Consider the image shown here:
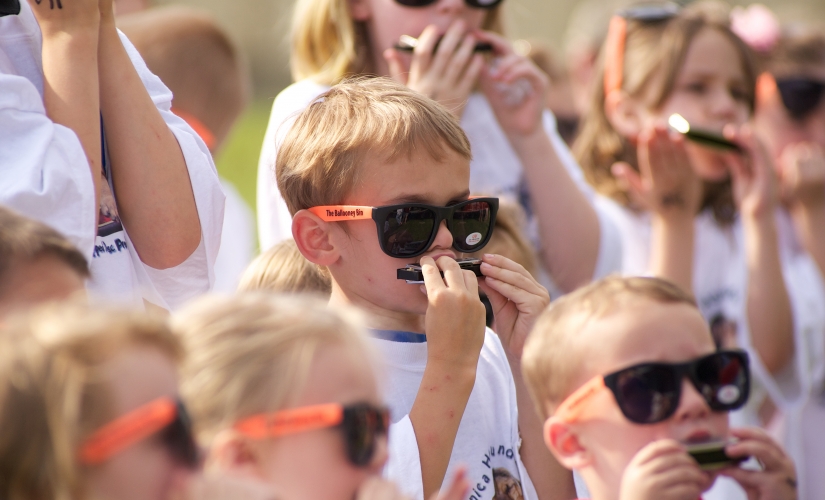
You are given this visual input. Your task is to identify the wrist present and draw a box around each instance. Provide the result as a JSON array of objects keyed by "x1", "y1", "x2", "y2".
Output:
[
  {"x1": 505, "y1": 125, "x2": 547, "y2": 152},
  {"x1": 40, "y1": 21, "x2": 100, "y2": 42}
]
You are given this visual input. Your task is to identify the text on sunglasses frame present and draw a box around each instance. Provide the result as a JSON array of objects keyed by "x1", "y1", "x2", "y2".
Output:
[
  {"x1": 554, "y1": 350, "x2": 750, "y2": 425},
  {"x1": 308, "y1": 197, "x2": 499, "y2": 259}
]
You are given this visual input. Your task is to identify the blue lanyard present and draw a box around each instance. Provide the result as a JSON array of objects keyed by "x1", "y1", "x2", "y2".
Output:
[{"x1": 371, "y1": 329, "x2": 427, "y2": 343}]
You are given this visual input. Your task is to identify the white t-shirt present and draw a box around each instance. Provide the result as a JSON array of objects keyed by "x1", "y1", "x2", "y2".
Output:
[
  {"x1": 255, "y1": 80, "x2": 622, "y2": 289},
  {"x1": 373, "y1": 328, "x2": 538, "y2": 500},
  {"x1": 0, "y1": 3, "x2": 225, "y2": 310},
  {"x1": 597, "y1": 196, "x2": 825, "y2": 500},
  {"x1": 212, "y1": 179, "x2": 255, "y2": 293}
]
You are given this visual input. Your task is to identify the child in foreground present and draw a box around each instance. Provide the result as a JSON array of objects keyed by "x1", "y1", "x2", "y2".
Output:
[
  {"x1": 278, "y1": 77, "x2": 572, "y2": 499},
  {"x1": 173, "y1": 293, "x2": 469, "y2": 500},
  {"x1": 522, "y1": 276, "x2": 797, "y2": 500}
]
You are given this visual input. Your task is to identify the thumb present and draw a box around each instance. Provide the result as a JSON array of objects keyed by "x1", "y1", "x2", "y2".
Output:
[{"x1": 384, "y1": 48, "x2": 409, "y2": 85}]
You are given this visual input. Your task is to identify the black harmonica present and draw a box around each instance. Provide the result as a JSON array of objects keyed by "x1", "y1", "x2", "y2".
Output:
[
  {"x1": 393, "y1": 34, "x2": 494, "y2": 53},
  {"x1": 668, "y1": 114, "x2": 743, "y2": 152},
  {"x1": 686, "y1": 440, "x2": 747, "y2": 470},
  {"x1": 397, "y1": 258, "x2": 483, "y2": 284}
]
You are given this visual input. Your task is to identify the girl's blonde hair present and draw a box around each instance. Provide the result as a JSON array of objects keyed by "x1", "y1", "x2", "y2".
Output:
[
  {"x1": 574, "y1": 2, "x2": 757, "y2": 224},
  {"x1": 290, "y1": 0, "x2": 504, "y2": 84},
  {"x1": 0, "y1": 303, "x2": 181, "y2": 500},
  {"x1": 237, "y1": 240, "x2": 331, "y2": 296},
  {"x1": 172, "y1": 293, "x2": 375, "y2": 444}
]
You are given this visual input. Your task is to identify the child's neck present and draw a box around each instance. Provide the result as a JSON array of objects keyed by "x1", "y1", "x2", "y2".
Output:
[{"x1": 329, "y1": 281, "x2": 427, "y2": 334}]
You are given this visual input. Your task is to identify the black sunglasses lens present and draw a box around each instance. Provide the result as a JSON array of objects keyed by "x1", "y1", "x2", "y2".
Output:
[
  {"x1": 777, "y1": 79, "x2": 825, "y2": 120},
  {"x1": 451, "y1": 201, "x2": 495, "y2": 252},
  {"x1": 381, "y1": 207, "x2": 436, "y2": 257},
  {"x1": 342, "y1": 405, "x2": 388, "y2": 466},
  {"x1": 693, "y1": 352, "x2": 749, "y2": 411},
  {"x1": 614, "y1": 365, "x2": 680, "y2": 424},
  {"x1": 160, "y1": 402, "x2": 200, "y2": 469}
]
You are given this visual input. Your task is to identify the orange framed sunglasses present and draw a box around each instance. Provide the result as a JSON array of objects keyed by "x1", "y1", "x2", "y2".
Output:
[
  {"x1": 78, "y1": 396, "x2": 199, "y2": 468},
  {"x1": 234, "y1": 402, "x2": 389, "y2": 466}
]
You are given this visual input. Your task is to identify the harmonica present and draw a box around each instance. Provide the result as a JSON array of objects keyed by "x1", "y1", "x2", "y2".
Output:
[
  {"x1": 686, "y1": 440, "x2": 747, "y2": 470},
  {"x1": 397, "y1": 258, "x2": 483, "y2": 284},
  {"x1": 668, "y1": 113, "x2": 743, "y2": 152},
  {"x1": 393, "y1": 34, "x2": 494, "y2": 53}
]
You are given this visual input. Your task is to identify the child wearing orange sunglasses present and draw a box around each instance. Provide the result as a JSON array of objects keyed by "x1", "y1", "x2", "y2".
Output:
[
  {"x1": 522, "y1": 276, "x2": 797, "y2": 500},
  {"x1": 173, "y1": 293, "x2": 470, "y2": 500},
  {"x1": 0, "y1": 302, "x2": 277, "y2": 500}
]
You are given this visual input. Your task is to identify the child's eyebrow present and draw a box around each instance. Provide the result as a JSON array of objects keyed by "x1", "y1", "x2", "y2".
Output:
[{"x1": 385, "y1": 190, "x2": 471, "y2": 205}]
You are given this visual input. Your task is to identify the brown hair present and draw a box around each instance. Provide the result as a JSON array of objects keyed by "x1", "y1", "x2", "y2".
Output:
[
  {"x1": 573, "y1": 2, "x2": 757, "y2": 224},
  {"x1": 522, "y1": 275, "x2": 697, "y2": 420},
  {"x1": 276, "y1": 77, "x2": 471, "y2": 214},
  {"x1": 237, "y1": 239, "x2": 331, "y2": 296},
  {"x1": 0, "y1": 303, "x2": 181, "y2": 500},
  {"x1": 172, "y1": 293, "x2": 374, "y2": 444},
  {"x1": 765, "y1": 25, "x2": 825, "y2": 76},
  {"x1": 118, "y1": 6, "x2": 250, "y2": 150},
  {"x1": 0, "y1": 206, "x2": 89, "y2": 291}
]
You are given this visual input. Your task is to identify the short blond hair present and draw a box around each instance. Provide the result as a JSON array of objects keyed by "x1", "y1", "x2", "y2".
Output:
[
  {"x1": 172, "y1": 293, "x2": 375, "y2": 444},
  {"x1": 276, "y1": 77, "x2": 471, "y2": 215},
  {"x1": 0, "y1": 303, "x2": 180, "y2": 500},
  {"x1": 237, "y1": 240, "x2": 331, "y2": 296},
  {"x1": 522, "y1": 276, "x2": 696, "y2": 420}
]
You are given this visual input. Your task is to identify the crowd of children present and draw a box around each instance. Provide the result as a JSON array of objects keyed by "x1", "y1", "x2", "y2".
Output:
[{"x1": 1, "y1": 0, "x2": 824, "y2": 498}]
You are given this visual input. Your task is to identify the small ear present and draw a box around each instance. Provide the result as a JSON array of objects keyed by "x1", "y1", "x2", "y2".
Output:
[
  {"x1": 348, "y1": 0, "x2": 371, "y2": 21},
  {"x1": 292, "y1": 209, "x2": 340, "y2": 267},
  {"x1": 543, "y1": 417, "x2": 591, "y2": 471},
  {"x1": 604, "y1": 89, "x2": 643, "y2": 140},
  {"x1": 755, "y1": 72, "x2": 778, "y2": 110},
  {"x1": 206, "y1": 429, "x2": 265, "y2": 478}
]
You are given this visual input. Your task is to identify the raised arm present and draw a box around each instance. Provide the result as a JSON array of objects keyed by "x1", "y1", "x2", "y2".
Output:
[{"x1": 95, "y1": 1, "x2": 200, "y2": 269}]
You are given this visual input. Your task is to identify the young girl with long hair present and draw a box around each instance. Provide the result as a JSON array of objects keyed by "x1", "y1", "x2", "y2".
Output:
[
  {"x1": 573, "y1": 3, "x2": 825, "y2": 498},
  {"x1": 256, "y1": 0, "x2": 623, "y2": 294}
]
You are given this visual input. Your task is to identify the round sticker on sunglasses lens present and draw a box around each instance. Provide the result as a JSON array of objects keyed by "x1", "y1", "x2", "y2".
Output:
[
  {"x1": 465, "y1": 232, "x2": 483, "y2": 246},
  {"x1": 716, "y1": 385, "x2": 740, "y2": 405}
]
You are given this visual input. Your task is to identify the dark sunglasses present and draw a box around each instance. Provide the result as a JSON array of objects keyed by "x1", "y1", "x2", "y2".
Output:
[
  {"x1": 776, "y1": 78, "x2": 825, "y2": 120},
  {"x1": 394, "y1": 0, "x2": 502, "y2": 9},
  {"x1": 79, "y1": 397, "x2": 200, "y2": 468},
  {"x1": 235, "y1": 403, "x2": 390, "y2": 466},
  {"x1": 309, "y1": 197, "x2": 499, "y2": 259},
  {"x1": 555, "y1": 350, "x2": 750, "y2": 425}
]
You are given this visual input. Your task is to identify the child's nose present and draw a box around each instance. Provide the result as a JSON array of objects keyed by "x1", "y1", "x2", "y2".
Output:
[
  {"x1": 429, "y1": 220, "x2": 454, "y2": 251},
  {"x1": 673, "y1": 377, "x2": 711, "y2": 422}
]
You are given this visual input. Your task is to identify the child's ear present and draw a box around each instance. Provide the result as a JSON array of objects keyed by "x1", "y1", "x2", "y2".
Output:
[
  {"x1": 604, "y1": 89, "x2": 644, "y2": 139},
  {"x1": 206, "y1": 429, "x2": 265, "y2": 478},
  {"x1": 292, "y1": 209, "x2": 340, "y2": 267},
  {"x1": 544, "y1": 417, "x2": 591, "y2": 470},
  {"x1": 348, "y1": 0, "x2": 371, "y2": 21}
]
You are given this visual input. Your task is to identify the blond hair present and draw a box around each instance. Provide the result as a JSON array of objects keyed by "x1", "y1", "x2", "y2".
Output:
[
  {"x1": 0, "y1": 303, "x2": 181, "y2": 500},
  {"x1": 289, "y1": 0, "x2": 504, "y2": 85},
  {"x1": 467, "y1": 199, "x2": 537, "y2": 277},
  {"x1": 172, "y1": 293, "x2": 374, "y2": 444},
  {"x1": 522, "y1": 276, "x2": 696, "y2": 420},
  {"x1": 276, "y1": 77, "x2": 471, "y2": 214},
  {"x1": 237, "y1": 240, "x2": 331, "y2": 296},
  {"x1": 573, "y1": 2, "x2": 756, "y2": 224}
]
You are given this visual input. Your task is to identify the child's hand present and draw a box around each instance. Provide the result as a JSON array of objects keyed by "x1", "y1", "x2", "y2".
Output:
[
  {"x1": 172, "y1": 474, "x2": 279, "y2": 500},
  {"x1": 477, "y1": 253, "x2": 549, "y2": 359},
  {"x1": 27, "y1": 0, "x2": 100, "y2": 36},
  {"x1": 477, "y1": 31, "x2": 548, "y2": 139},
  {"x1": 356, "y1": 477, "x2": 410, "y2": 500},
  {"x1": 420, "y1": 256, "x2": 487, "y2": 368},
  {"x1": 778, "y1": 142, "x2": 825, "y2": 209},
  {"x1": 384, "y1": 20, "x2": 485, "y2": 118},
  {"x1": 724, "y1": 124, "x2": 779, "y2": 220},
  {"x1": 432, "y1": 467, "x2": 470, "y2": 500},
  {"x1": 619, "y1": 439, "x2": 712, "y2": 500},
  {"x1": 720, "y1": 428, "x2": 798, "y2": 500},
  {"x1": 612, "y1": 125, "x2": 703, "y2": 220}
]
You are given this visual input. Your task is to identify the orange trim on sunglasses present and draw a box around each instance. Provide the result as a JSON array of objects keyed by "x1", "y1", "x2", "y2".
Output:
[
  {"x1": 79, "y1": 397, "x2": 177, "y2": 465},
  {"x1": 603, "y1": 15, "x2": 628, "y2": 97},
  {"x1": 234, "y1": 403, "x2": 345, "y2": 439},
  {"x1": 172, "y1": 108, "x2": 216, "y2": 151},
  {"x1": 553, "y1": 376, "x2": 607, "y2": 424},
  {"x1": 308, "y1": 206, "x2": 374, "y2": 222}
]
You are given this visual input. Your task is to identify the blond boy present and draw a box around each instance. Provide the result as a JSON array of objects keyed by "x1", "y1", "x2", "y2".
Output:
[
  {"x1": 522, "y1": 276, "x2": 798, "y2": 500},
  {"x1": 279, "y1": 77, "x2": 573, "y2": 500}
]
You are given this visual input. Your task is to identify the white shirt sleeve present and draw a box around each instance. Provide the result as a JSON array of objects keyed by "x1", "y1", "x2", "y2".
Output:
[{"x1": 0, "y1": 71, "x2": 97, "y2": 257}]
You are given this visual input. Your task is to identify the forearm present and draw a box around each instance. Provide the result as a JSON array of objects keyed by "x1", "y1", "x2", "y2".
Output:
[
  {"x1": 790, "y1": 202, "x2": 825, "y2": 280},
  {"x1": 97, "y1": 20, "x2": 200, "y2": 269},
  {"x1": 509, "y1": 130, "x2": 600, "y2": 292},
  {"x1": 649, "y1": 214, "x2": 694, "y2": 293},
  {"x1": 409, "y1": 363, "x2": 476, "y2": 499},
  {"x1": 509, "y1": 356, "x2": 576, "y2": 500},
  {"x1": 744, "y1": 213, "x2": 794, "y2": 374},
  {"x1": 40, "y1": 30, "x2": 101, "y2": 224}
]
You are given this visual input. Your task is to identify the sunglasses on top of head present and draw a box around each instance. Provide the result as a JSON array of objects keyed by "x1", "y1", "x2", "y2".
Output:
[
  {"x1": 235, "y1": 403, "x2": 390, "y2": 467},
  {"x1": 79, "y1": 397, "x2": 200, "y2": 468},
  {"x1": 555, "y1": 350, "x2": 750, "y2": 425},
  {"x1": 394, "y1": 0, "x2": 503, "y2": 9},
  {"x1": 309, "y1": 197, "x2": 498, "y2": 259},
  {"x1": 776, "y1": 78, "x2": 825, "y2": 121}
]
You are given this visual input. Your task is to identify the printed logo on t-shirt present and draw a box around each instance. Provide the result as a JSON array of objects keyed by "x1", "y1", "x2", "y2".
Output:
[{"x1": 468, "y1": 445, "x2": 525, "y2": 500}]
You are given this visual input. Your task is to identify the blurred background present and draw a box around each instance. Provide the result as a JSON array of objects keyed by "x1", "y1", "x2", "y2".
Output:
[{"x1": 127, "y1": 0, "x2": 825, "y2": 245}]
